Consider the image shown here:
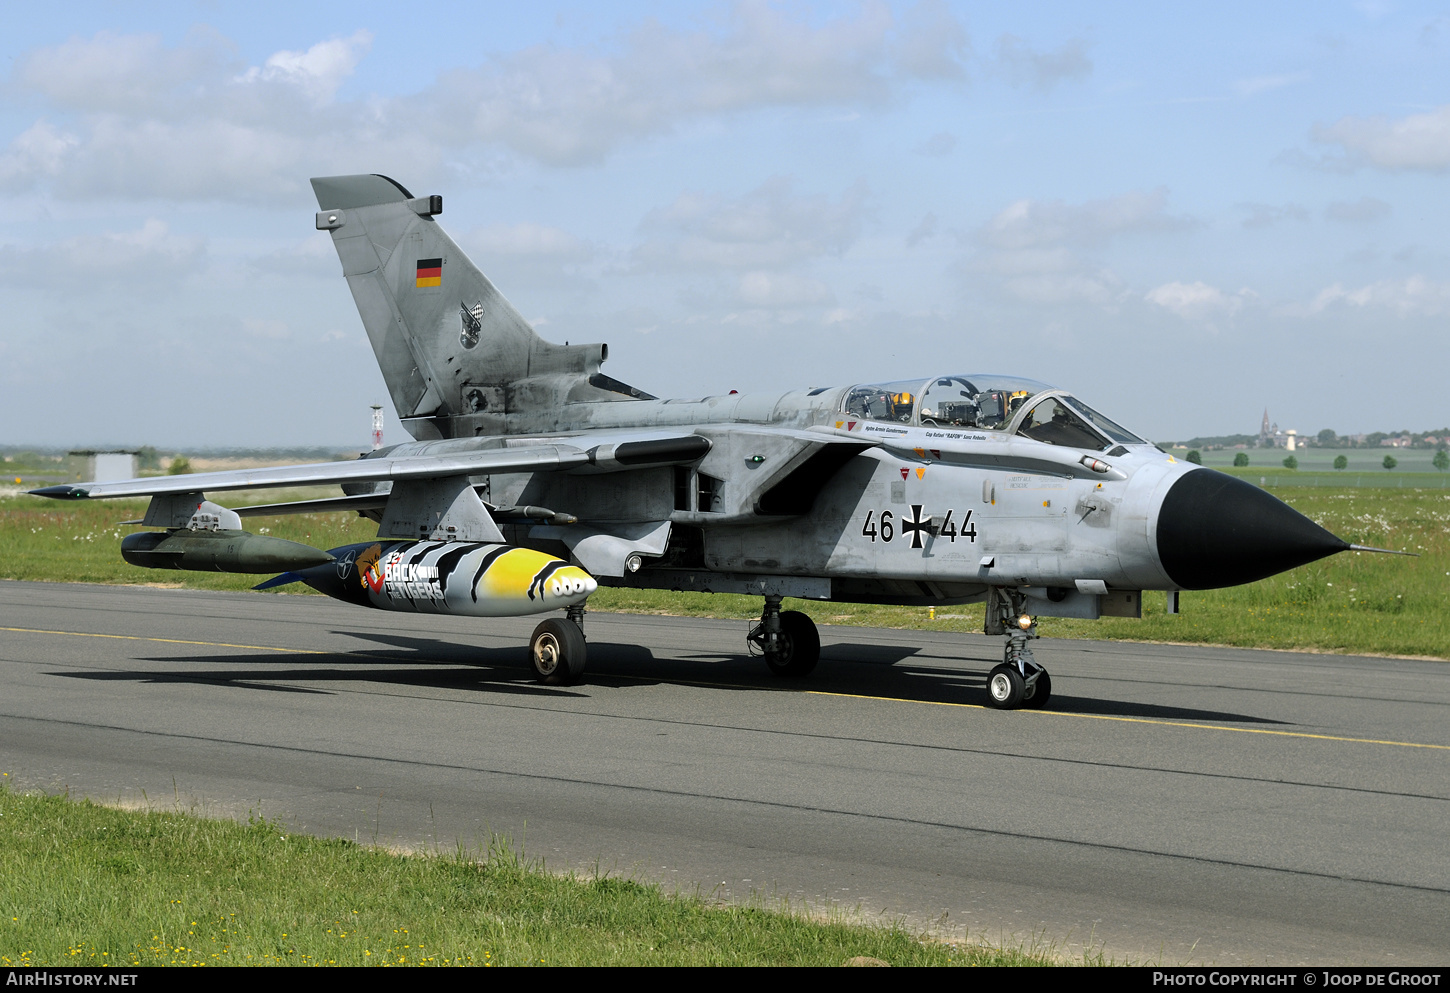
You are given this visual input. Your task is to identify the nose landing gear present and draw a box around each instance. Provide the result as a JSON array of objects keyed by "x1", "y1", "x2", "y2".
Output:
[{"x1": 985, "y1": 587, "x2": 1051, "y2": 710}]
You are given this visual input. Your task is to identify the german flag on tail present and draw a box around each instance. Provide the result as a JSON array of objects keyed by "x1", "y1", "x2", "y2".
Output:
[{"x1": 415, "y1": 258, "x2": 442, "y2": 288}]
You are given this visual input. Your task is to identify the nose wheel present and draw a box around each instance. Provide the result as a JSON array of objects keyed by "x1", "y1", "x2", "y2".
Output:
[{"x1": 984, "y1": 587, "x2": 1052, "y2": 710}]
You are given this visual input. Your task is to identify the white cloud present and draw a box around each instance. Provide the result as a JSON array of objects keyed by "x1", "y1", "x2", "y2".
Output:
[
  {"x1": 1312, "y1": 276, "x2": 1450, "y2": 316},
  {"x1": 636, "y1": 176, "x2": 868, "y2": 270},
  {"x1": 1145, "y1": 281, "x2": 1247, "y2": 320},
  {"x1": 242, "y1": 317, "x2": 290, "y2": 339},
  {"x1": 420, "y1": 1, "x2": 955, "y2": 166},
  {"x1": 993, "y1": 34, "x2": 1093, "y2": 91},
  {"x1": 1314, "y1": 105, "x2": 1450, "y2": 172},
  {"x1": 1324, "y1": 196, "x2": 1392, "y2": 223},
  {"x1": 13, "y1": 29, "x2": 227, "y2": 115},
  {"x1": 998, "y1": 270, "x2": 1121, "y2": 305},
  {"x1": 1239, "y1": 202, "x2": 1309, "y2": 229},
  {"x1": 0, "y1": 121, "x2": 77, "y2": 190},
  {"x1": 1233, "y1": 71, "x2": 1310, "y2": 97},
  {"x1": 906, "y1": 212, "x2": 938, "y2": 247},
  {"x1": 0, "y1": 5, "x2": 985, "y2": 199},
  {"x1": 0, "y1": 29, "x2": 419, "y2": 201},
  {"x1": 970, "y1": 190, "x2": 1189, "y2": 306},
  {"x1": 248, "y1": 235, "x2": 339, "y2": 279},
  {"x1": 237, "y1": 31, "x2": 373, "y2": 105},
  {"x1": 892, "y1": 0, "x2": 970, "y2": 79},
  {"x1": 980, "y1": 188, "x2": 1187, "y2": 250},
  {"x1": 463, "y1": 223, "x2": 592, "y2": 260},
  {"x1": 737, "y1": 271, "x2": 833, "y2": 307},
  {"x1": 915, "y1": 131, "x2": 956, "y2": 157},
  {"x1": 0, "y1": 219, "x2": 203, "y2": 286}
]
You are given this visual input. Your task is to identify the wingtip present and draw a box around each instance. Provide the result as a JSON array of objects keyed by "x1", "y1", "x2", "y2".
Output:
[{"x1": 28, "y1": 484, "x2": 87, "y2": 499}]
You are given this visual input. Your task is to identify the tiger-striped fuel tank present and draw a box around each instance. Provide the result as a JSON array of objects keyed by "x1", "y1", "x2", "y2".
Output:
[{"x1": 298, "y1": 539, "x2": 596, "y2": 616}]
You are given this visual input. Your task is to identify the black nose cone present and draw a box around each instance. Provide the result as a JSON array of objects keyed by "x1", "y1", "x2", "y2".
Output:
[{"x1": 1156, "y1": 469, "x2": 1349, "y2": 590}]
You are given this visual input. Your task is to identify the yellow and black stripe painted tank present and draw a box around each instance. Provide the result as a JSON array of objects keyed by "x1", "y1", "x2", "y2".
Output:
[{"x1": 294, "y1": 540, "x2": 596, "y2": 616}]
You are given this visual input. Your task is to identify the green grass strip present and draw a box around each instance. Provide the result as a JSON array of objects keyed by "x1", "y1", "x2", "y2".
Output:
[{"x1": 0, "y1": 787, "x2": 1046, "y2": 967}]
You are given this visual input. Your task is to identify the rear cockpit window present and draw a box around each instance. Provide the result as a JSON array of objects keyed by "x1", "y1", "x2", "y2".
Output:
[
  {"x1": 917, "y1": 375, "x2": 1049, "y2": 430},
  {"x1": 843, "y1": 381, "x2": 922, "y2": 423}
]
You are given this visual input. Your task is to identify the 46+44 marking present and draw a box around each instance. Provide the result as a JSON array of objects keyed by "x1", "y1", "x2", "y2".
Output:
[{"x1": 862, "y1": 504, "x2": 976, "y2": 549}]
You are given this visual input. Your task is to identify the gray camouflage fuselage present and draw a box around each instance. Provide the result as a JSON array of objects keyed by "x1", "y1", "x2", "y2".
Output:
[{"x1": 303, "y1": 173, "x2": 1342, "y2": 618}]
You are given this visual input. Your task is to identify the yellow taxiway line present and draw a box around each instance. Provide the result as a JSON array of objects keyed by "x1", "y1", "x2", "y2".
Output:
[
  {"x1": 1, "y1": 626, "x2": 326, "y2": 655},
  {"x1": 805, "y1": 689, "x2": 1450, "y2": 751}
]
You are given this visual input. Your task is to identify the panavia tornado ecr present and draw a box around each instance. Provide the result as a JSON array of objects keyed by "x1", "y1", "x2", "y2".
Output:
[{"x1": 33, "y1": 173, "x2": 1388, "y2": 708}]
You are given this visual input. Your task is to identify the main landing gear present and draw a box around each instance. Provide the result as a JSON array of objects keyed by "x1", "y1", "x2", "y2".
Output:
[
  {"x1": 529, "y1": 602, "x2": 589, "y2": 685},
  {"x1": 749, "y1": 595, "x2": 820, "y2": 677},
  {"x1": 985, "y1": 587, "x2": 1051, "y2": 710}
]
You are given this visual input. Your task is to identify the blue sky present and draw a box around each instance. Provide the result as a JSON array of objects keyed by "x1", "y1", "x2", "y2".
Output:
[{"x1": 2, "y1": 1, "x2": 1447, "y2": 448}]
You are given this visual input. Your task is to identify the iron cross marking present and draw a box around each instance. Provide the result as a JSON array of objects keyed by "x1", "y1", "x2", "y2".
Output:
[{"x1": 902, "y1": 504, "x2": 931, "y2": 549}]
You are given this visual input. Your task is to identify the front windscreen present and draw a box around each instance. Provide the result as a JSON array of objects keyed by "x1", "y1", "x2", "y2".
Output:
[
  {"x1": 1018, "y1": 396, "x2": 1111, "y2": 450},
  {"x1": 1062, "y1": 397, "x2": 1146, "y2": 445}
]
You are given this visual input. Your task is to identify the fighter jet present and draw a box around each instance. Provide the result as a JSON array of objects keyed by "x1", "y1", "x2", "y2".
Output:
[{"x1": 32, "y1": 174, "x2": 1374, "y2": 709}]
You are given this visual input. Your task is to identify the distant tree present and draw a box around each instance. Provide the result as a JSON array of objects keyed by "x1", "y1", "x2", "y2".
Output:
[
  {"x1": 1334, "y1": 455, "x2": 1348, "y2": 471},
  {"x1": 166, "y1": 456, "x2": 193, "y2": 475},
  {"x1": 1282, "y1": 455, "x2": 1298, "y2": 470},
  {"x1": 1233, "y1": 452, "x2": 1249, "y2": 467},
  {"x1": 1434, "y1": 450, "x2": 1449, "y2": 472},
  {"x1": 1186, "y1": 450, "x2": 1202, "y2": 465},
  {"x1": 136, "y1": 446, "x2": 160, "y2": 470},
  {"x1": 1382, "y1": 455, "x2": 1397, "y2": 471},
  {"x1": 1317, "y1": 429, "x2": 1337, "y2": 446}
]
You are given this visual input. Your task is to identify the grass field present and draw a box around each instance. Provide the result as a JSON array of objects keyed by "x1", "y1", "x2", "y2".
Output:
[
  {"x1": 0, "y1": 787, "x2": 1046, "y2": 967},
  {"x1": 2, "y1": 483, "x2": 1446, "y2": 659}
]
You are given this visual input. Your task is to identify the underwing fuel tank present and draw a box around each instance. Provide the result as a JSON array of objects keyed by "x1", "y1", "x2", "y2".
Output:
[
  {"x1": 121, "y1": 529, "x2": 335, "y2": 573},
  {"x1": 291, "y1": 539, "x2": 597, "y2": 617}
]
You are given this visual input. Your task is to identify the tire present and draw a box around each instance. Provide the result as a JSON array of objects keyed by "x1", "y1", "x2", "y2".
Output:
[
  {"x1": 985, "y1": 663, "x2": 1025, "y2": 709},
  {"x1": 1021, "y1": 669, "x2": 1052, "y2": 710},
  {"x1": 764, "y1": 610, "x2": 820, "y2": 678},
  {"x1": 529, "y1": 618, "x2": 587, "y2": 685}
]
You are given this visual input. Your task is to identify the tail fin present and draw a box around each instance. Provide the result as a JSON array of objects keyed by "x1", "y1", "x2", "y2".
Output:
[{"x1": 312, "y1": 174, "x2": 639, "y2": 439}]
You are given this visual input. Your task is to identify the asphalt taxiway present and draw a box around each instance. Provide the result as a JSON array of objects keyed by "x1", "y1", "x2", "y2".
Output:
[{"x1": 2, "y1": 580, "x2": 1447, "y2": 965}]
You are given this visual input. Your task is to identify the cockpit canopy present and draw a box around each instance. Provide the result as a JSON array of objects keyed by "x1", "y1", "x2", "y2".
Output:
[{"x1": 842, "y1": 374, "x2": 1147, "y2": 452}]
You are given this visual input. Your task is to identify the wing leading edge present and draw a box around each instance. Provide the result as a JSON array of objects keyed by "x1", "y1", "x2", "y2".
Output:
[{"x1": 29, "y1": 434, "x2": 712, "y2": 501}]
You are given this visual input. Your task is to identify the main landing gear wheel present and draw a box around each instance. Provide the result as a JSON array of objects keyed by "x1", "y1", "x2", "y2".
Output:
[
  {"x1": 1021, "y1": 669, "x2": 1052, "y2": 709},
  {"x1": 529, "y1": 617, "x2": 587, "y2": 686},
  {"x1": 765, "y1": 610, "x2": 820, "y2": 677},
  {"x1": 985, "y1": 663, "x2": 1025, "y2": 709}
]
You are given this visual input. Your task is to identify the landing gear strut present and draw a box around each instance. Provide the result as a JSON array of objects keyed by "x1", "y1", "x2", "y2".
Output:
[
  {"x1": 529, "y1": 601, "x2": 589, "y2": 686},
  {"x1": 984, "y1": 587, "x2": 1051, "y2": 710},
  {"x1": 749, "y1": 595, "x2": 820, "y2": 677}
]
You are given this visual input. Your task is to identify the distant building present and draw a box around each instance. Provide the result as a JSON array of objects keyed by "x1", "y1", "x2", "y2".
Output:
[
  {"x1": 68, "y1": 450, "x2": 138, "y2": 482},
  {"x1": 1257, "y1": 410, "x2": 1296, "y2": 448}
]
